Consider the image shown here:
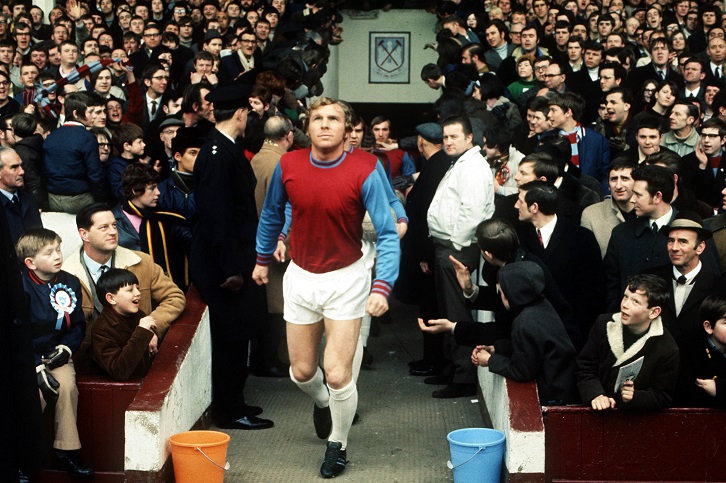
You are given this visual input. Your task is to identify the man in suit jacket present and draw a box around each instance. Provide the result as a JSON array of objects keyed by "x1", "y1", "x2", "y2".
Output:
[
  {"x1": 140, "y1": 63, "x2": 168, "y2": 131},
  {"x1": 515, "y1": 180, "x2": 605, "y2": 341},
  {"x1": 218, "y1": 29, "x2": 261, "y2": 83},
  {"x1": 643, "y1": 212, "x2": 724, "y2": 344},
  {"x1": 0, "y1": 148, "x2": 41, "y2": 245},
  {"x1": 604, "y1": 165, "x2": 677, "y2": 310},
  {"x1": 627, "y1": 37, "x2": 685, "y2": 93}
]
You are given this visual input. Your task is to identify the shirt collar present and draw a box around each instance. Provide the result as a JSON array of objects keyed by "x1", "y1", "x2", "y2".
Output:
[
  {"x1": 651, "y1": 207, "x2": 673, "y2": 231},
  {"x1": 538, "y1": 215, "x2": 558, "y2": 247},
  {"x1": 83, "y1": 250, "x2": 112, "y2": 283},
  {"x1": 673, "y1": 260, "x2": 702, "y2": 283},
  {"x1": 0, "y1": 188, "x2": 15, "y2": 201}
]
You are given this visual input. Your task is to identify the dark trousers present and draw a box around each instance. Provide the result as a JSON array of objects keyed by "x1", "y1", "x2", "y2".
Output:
[{"x1": 434, "y1": 241, "x2": 480, "y2": 385}]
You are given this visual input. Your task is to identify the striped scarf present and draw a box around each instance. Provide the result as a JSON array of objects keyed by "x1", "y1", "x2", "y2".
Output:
[{"x1": 561, "y1": 124, "x2": 583, "y2": 167}]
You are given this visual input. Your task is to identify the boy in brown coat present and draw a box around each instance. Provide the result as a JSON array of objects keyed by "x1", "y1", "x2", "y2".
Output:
[{"x1": 91, "y1": 268, "x2": 156, "y2": 381}]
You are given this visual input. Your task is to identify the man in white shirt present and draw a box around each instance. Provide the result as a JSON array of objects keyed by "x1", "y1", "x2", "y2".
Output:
[{"x1": 427, "y1": 115, "x2": 494, "y2": 399}]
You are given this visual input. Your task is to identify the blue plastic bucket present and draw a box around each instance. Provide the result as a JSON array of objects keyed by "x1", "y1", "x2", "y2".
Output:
[{"x1": 447, "y1": 428, "x2": 506, "y2": 483}]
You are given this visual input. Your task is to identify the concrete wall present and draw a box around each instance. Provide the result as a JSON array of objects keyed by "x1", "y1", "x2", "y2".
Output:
[
  {"x1": 478, "y1": 367, "x2": 546, "y2": 479},
  {"x1": 124, "y1": 308, "x2": 213, "y2": 472},
  {"x1": 325, "y1": 9, "x2": 440, "y2": 104}
]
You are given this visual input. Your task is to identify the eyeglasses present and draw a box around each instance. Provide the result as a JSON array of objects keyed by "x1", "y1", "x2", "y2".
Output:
[
  {"x1": 152, "y1": 75, "x2": 169, "y2": 81},
  {"x1": 0, "y1": 81, "x2": 9, "y2": 87},
  {"x1": 542, "y1": 73, "x2": 562, "y2": 77},
  {"x1": 98, "y1": 142, "x2": 111, "y2": 148},
  {"x1": 702, "y1": 133, "x2": 723, "y2": 138}
]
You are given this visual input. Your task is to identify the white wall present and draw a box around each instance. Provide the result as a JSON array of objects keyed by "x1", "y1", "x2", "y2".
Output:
[
  {"x1": 326, "y1": 9, "x2": 441, "y2": 104},
  {"x1": 124, "y1": 309, "x2": 213, "y2": 472}
]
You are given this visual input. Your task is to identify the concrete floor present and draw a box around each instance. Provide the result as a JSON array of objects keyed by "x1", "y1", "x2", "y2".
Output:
[{"x1": 217, "y1": 298, "x2": 483, "y2": 482}]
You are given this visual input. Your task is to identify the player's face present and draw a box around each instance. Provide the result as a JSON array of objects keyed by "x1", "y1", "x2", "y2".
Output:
[
  {"x1": 349, "y1": 122, "x2": 364, "y2": 148},
  {"x1": 308, "y1": 103, "x2": 347, "y2": 155}
]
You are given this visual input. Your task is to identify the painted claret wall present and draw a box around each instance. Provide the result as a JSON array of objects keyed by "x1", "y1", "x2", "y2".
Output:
[{"x1": 323, "y1": 9, "x2": 441, "y2": 104}]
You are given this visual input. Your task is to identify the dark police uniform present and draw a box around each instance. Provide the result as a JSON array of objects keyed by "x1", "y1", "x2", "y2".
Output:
[{"x1": 190, "y1": 86, "x2": 269, "y2": 427}]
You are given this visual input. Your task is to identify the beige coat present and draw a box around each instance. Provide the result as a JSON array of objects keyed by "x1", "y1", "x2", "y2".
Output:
[
  {"x1": 250, "y1": 142, "x2": 287, "y2": 313},
  {"x1": 580, "y1": 197, "x2": 627, "y2": 259},
  {"x1": 63, "y1": 246, "x2": 186, "y2": 358}
]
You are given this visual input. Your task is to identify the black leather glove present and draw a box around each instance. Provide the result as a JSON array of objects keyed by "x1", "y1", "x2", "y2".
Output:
[
  {"x1": 45, "y1": 344, "x2": 72, "y2": 370},
  {"x1": 36, "y1": 365, "x2": 60, "y2": 402},
  {"x1": 608, "y1": 136, "x2": 628, "y2": 153}
]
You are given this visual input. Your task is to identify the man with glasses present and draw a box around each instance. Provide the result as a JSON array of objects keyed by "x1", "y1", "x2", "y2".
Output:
[
  {"x1": 140, "y1": 63, "x2": 169, "y2": 130},
  {"x1": 0, "y1": 71, "x2": 20, "y2": 119},
  {"x1": 130, "y1": 23, "x2": 172, "y2": 83},
  {"x1": 219, "y1": 28, "x2": 259, "y2": 82},
  {"x1": 543, "y1": 62, "x2": 567, "y2": 94},
  {"x1": 0, "y1": 115, "x2": 15, "y2": 148},
  {"x1": 14, "y1": 22, "x2": 32, "y2": 57}
]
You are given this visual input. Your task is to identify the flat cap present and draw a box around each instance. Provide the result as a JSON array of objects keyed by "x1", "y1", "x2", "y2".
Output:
[
  {"x1": 158, "y1": 117, "x2": 184, "y2": 131},
  {"x1": 204, "y1": 84, "x2": 253, "y2": 111},
  {"x1": 171, "y1": 126, "x2": 206, "y2": 155},
  {"x1": 204, "y1": 29, "x2": 222, "y2": 42},
  {"x1": 416, "y1": 122, "x2": 443, "y2": 144},
  {"x1": 662, "y1": 211, "x2": 712, "y2": 240}
]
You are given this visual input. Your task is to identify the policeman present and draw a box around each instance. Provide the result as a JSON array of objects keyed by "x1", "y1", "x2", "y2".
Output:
[{"x1": 190, "y1": 84, "x2": 273, "y2": 430}]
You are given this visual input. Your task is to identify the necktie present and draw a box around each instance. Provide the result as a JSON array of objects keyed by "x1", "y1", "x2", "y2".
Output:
[
  {"x1": 658, "y1": 70, "x2": 665, "y2": 80},
  {"x1": 676, "y1": 275, "x2": 687, "y2": 285},
  {"x1": 100, "y1": 265, "x2": 108, "y2": 274},
  {"x1": 537, "y1": 229, "x2": 544, "y2": 247},
  {"x1": 717, "y1": 67, "x2": 721, "y2": 79},
  {"x1": 150, "y1": 100, "x2": 157, "y2": 117},
  {"x1": 651, "y1": 222, "x2": 658, "y2": 233},
  {"x1": 11, "y1": 194, "x2": 18, "y2": 204}
]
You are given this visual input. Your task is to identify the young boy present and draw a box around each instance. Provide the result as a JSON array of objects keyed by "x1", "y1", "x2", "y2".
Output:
[
  {"x1": 107, "y1": 122, "x2": 146, "y2": 203},
  {"x1": 91, "y1": 268, "x2": 157, "y2": 381},
  {"x1": 472, "y1": 261, "x2": 579, "y2": 405},
  {"x1": 576, "y1": 274, "x2": 679, "y2": 411},
  {"x1": 16, "y1": 228, "x2": 93, "y2": 477},
  {"x1": 676, "y1": 295, "x2": 726, "y2": 407}
]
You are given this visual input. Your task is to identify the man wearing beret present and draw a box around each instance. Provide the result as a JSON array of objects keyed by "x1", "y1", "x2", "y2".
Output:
[
  {"x1": 253, "y1": 97, "x2": 400, "y2": 478},
  {"x1": 190, "y1": 84, "x2": 273, "y2": 430}
]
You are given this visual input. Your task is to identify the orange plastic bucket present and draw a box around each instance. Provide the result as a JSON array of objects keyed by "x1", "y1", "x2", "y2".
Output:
[{"x1": 169, "y1": 430, "x2": 230, "y2": 483}]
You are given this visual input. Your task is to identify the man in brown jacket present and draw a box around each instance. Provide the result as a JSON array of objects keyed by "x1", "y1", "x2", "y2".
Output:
[
  {"x1": 63, "y1": 203, "x2": 186, "y2": 369},
  {"x1": 249, "y1": 114, "x2": 294, "y2": 376}
]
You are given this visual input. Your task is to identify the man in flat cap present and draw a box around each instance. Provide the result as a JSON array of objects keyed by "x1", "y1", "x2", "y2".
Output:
[
  {"x1": 253, "y1": 97, "x2": 399, "y2": 478},
  {"x1": 190, "y1": 85, "x2": 273, "y2": 430},
  {"x1": 396, "y1": 122, "x2": 451, "y2": 378},
  {"x1": 643, "y1": 211, "x2": 724, "y2": 347}
]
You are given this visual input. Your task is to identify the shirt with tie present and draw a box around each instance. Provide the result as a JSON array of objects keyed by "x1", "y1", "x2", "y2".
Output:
[
  {"x1": 83, "y1": 251, "x2": 112, "y2": 285},
  {"x1": 672, "y1": 262, "x2": 701, "y2": 316}
]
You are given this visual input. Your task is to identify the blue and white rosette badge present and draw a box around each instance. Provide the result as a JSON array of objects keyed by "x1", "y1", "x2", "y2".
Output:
[{"x1": 49, "y1": 283, "x2": 77, "y2": 330}]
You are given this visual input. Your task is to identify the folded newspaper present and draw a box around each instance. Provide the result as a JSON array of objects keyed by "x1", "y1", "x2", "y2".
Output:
[{"x1": 614, "y1": 356, "x2": 644, "y2": 393}]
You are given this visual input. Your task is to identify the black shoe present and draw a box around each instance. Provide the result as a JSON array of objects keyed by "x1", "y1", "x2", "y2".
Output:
[
  {"x1": 56, "y1": 451, "x2": 93, "y2": 477},
  {"x1": 313, "y1": 404, "x2": 332, "y2": 439},
  {"x1": 424, "y1": 374, "x2": 450, "y2": 385},
  {"x1": 432, "y1": 383, "x2": 477, "y2": 399},
  {"x1": 409, "y1": 366, "x2": 435, "y2": 376},
  {"x1": 252, "y1": 366, "x2": 288, "y2": 378},
  {"x1": 320, "y1": 441, "x2": 347, "y2": 478},
  {"x1": 244, "y1": 404, "x2": 263, "y2": 416},
  {"x1": 218, "y1": 415, "x2": 274, "y2": 430},
  {"x1": 362, "y1": 347, "x2": 374, "y2": 368}
]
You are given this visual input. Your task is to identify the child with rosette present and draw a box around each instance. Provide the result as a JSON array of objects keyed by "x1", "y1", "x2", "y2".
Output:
[{"x1": 16, "y1": 228, "x2": 92, "y2": 477}]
